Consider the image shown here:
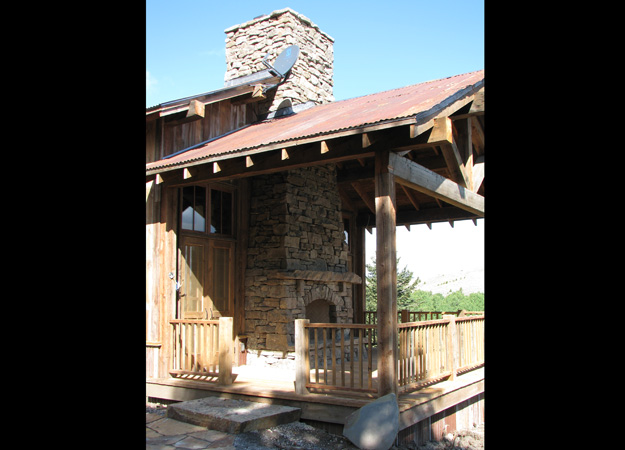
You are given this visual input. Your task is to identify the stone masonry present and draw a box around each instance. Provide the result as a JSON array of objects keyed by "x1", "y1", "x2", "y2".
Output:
[
  {"x1": 244, "y1": 165, "x2": 353, "y2": 353},
  {"x1": 224, "y1": 9, "x2": 348, "y2": 359},
  {"x1": 224, "y1": 8, "x2": 334, "y2": 115}
]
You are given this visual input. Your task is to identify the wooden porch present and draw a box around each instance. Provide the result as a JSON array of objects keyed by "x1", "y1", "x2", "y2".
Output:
[
  {"x1": 147, "y1": 311, "x2": 484, "y2": 437},
  {"x1": 146, "y1": 363, "x2": 484, "y2": 438}
]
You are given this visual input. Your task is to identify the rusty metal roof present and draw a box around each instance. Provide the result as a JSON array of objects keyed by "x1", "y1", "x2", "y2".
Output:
[{"x1": 147, "y1": 70, "x2": 483, "y2": 173}]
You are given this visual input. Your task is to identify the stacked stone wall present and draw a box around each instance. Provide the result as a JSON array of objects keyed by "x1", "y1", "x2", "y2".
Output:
[{"x1": 244, "y1": 165, "x2": 352, "y2": 352}]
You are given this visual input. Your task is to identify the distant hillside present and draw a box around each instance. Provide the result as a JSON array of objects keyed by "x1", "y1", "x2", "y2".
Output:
[{"x1": 420, "y1": 267, "x2": 484, "y2": 295}]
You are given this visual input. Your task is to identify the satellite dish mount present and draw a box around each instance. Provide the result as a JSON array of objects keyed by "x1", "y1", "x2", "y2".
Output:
[
  {"x1": 223, "y1": 44, "x2": 300, "y2": 98},
  {"x1": 262, "y1": 45, "x2": 300, "y2": 79}
]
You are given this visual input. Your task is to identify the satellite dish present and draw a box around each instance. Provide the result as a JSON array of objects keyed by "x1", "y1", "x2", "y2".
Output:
[{"x1": 263, "y1": 45, "x2": 299, "y2": 78}]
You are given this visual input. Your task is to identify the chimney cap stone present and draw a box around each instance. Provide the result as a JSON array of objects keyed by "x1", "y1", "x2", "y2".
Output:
[{"x1": 224, "y1": 7, "x2": 334, "y2": 42}]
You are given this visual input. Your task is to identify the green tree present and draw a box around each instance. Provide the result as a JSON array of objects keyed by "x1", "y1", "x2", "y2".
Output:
[{"x1": 365, "y1": 256, "x2": 421, "y2": 311}]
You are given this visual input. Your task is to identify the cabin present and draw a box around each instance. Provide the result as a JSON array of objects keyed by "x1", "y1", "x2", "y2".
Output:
[{"x1": 146, "y1": 8, "x2": 484, "y2": 445}]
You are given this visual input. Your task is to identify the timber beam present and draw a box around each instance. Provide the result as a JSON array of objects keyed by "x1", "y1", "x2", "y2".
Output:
[
  {"x1": 148, "y1": 134, "x2": 376, "y2": 188},
  {"x1": 388, "y1": 152, "x2": 484, "y2": 216},
  {"x1": 357, "y1": 206, "x2": 479, "y2": 228}
]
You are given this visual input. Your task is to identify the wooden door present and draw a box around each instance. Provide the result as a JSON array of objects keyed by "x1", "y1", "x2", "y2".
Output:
[{"x1": 179, "y1": 236, "x2": 234, "y2": 319}]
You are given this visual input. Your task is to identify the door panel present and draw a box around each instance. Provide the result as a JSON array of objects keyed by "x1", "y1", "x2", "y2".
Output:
[
  {"x1": 209, "y1": 240, "x2": 234, "y2": 317},
  {"x1": 179, "y1": 236, "x2": 234, "y2": 319},
  {"x1": 180, "y1": 237, "x2": 207, "y2": 319}
]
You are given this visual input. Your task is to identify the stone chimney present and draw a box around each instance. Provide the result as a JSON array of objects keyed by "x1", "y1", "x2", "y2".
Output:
[{"x1": 224, "y1": 8, "x2": 334, "y2": 115}]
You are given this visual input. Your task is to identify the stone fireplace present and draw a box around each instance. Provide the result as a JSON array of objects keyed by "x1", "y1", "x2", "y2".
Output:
[
  {"x1": 224, "y1": 9, "x2": 360, "y2": 361},
  {"x1": 244, "y1": 164, "x2": 361, "y2": 356}
]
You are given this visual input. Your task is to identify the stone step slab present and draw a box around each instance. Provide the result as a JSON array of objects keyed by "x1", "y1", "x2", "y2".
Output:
[{"x1": 167, "y1": 397, "x2": 301, "y2": 434}]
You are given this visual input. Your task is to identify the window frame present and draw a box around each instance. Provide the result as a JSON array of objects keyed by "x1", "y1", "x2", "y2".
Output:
[{"x1": 179, "y1": 182, "x2": 236, "y2": 239}]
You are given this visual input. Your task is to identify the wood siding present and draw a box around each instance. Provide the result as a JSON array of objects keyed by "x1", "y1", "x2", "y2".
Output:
[
  {"x1": 146, "y1": 99, "x2": 257, "y2": 164},
  {"x1": 146, "y1": 97, "x2": 257, "y2": 378}
]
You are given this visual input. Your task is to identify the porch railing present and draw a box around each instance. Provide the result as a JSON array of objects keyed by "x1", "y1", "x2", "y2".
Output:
[
  {"x1": 169, "y1": 317, "x2": 233, "y2": 385},
  {"x1": 455, "y1": 315, "x2": 485, "y2": 373},
  {"x1": 296, "y1": 314, "x2": 484, "y2": 396},
  {"x1": 295, "y1": 320, "x2": 377, "y2": 395},
  {"x1": 397, "y1": 318, "x2": 452, "y2": 390},
  {"x1": 364, "y1": 309, "x2": 484, "y2": 345},
  {"x1": 397, "y1": 315, "x2": 484, "y2": 392}
]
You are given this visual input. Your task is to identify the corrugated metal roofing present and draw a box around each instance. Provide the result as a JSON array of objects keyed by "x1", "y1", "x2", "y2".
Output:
[{"x1": 146, "y1": 70, "x2": 483, "y2": 173}]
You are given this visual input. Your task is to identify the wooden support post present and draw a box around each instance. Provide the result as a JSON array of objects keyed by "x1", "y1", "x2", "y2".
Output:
[
  {"x1": 443, "y1": 315, "x2": 458, "y2": 381},
  {"x1": 218, "y1": 317, "x2": 233, "y2": 385},
  {"x1": 375, "y1": 149, "x2": 398, "y2": 397},
  {"x1": 295, "y1": 319, "x2": 311, "y2": 395},
  {"x1": 354, "y1": 224, "x2": 366, "y2": 325}
]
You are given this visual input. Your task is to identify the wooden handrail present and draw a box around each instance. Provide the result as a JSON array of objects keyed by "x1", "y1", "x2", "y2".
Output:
[{"x1": 365, "y1": 310, "x2": 484, "y2": 324}]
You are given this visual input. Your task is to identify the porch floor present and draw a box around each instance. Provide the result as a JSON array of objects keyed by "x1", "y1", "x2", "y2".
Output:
[{"x1": 146, "y1": 364, "x2": 484, "y2": 431}]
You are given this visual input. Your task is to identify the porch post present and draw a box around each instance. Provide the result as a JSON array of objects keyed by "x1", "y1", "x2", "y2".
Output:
[
  {"x1": 218, "y1": 317, "x2": 234, "y2": 385},
  {"x1": 375, "y1": 149, "x2": 398, "y2": 397},
  {"x1": 295, "y1": 319, "x2": 310, "y2": 395}
]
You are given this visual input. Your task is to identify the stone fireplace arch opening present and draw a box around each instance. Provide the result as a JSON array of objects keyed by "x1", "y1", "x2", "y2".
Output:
[
  {"x1": 303, "y1": 284, "x2": 344, "y2": 323},
  {"x1": 306, "y1": 298, "x2": 337, "y2": 324}
]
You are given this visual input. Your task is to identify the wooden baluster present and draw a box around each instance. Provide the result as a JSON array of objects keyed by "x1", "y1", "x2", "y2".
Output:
[
  {"x1": 322, "y1": 327, "x2": 327, "y2": 385},
  {"x1": 399, "y1": 328, "x2": 405, "y2": 386},
  {"x1": 341, "y1": 328, "x2": 345, "y2": 386},
  {"x1": 209, "y1": 322, "x2": 214, "y2": 372},
  {"x1": 211, "y1": 322, "x2": 217, "y2": 373},
  {"x1": 358, "y1": 328, "x2": 364, "y2": 388},
  {"x1": 367, "y1": 328, "x2": 373, "y2": 390},
  {"x1": 432, "y1": 324, "x2": 438, "y2": 378},
  {"x1": 197, "y1": 323, "x2": 203, "y2": 372},
  {"x1": 350, "y1": 328, "x2": 354, "y2": 388},
  {"x1": 214, "y1": 322, "x2": 219, "y2": 372},
  {"x1": 409, "y1": 327, "x2": 414, "y2": 384},
  {"x1": 331, "y1": 328, "x2": 336, "y2": 386},
  {"x1": 314, "y1": 328, "x2": 319, "y2": 384},
  {"x1": 193, "y1": 322, "x2": 198, "y2": 372},
  {"x1": 172, "y1": 323, "x2": 177, "y2": 371},
  {"x1": 181, "y1": 323, "x2": 187, "y2": 371}
]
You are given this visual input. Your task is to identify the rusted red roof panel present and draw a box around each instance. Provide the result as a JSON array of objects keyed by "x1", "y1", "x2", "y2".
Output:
[{"x1": 147, "y1": 70, "x2": 483, "y2": 172}]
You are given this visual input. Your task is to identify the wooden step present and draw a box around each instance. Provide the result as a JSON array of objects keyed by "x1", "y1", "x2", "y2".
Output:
[{"x1": 167, "y1": 397, "x2": 301, "y2": 434}]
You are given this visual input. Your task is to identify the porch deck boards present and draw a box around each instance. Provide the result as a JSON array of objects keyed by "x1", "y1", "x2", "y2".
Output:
[
  {"x1": 146, "y1": 366, "x2": 484, "y2": 428},
  {"x1": 148, "y1": 365, "x2": 376, "y2": 408}
]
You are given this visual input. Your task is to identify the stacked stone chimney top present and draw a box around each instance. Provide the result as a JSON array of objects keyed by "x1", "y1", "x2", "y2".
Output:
[
  {"x1": 224, "y1": 8, "x2": 334, "y2": 42},
  {"x1": 224, "y1": 8, "x2": 334, "y2": 115}
]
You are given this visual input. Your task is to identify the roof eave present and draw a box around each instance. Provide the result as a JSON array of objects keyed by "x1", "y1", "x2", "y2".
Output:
[
  {"x1": 146, "y1": 77, "x2": 484, "y2": 177},
  {"x1": 146, "y1": 74, "x2": 283, "y2": 120}
]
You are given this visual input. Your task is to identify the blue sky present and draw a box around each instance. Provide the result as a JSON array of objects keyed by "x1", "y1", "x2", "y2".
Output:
[
  {"x1": 146, "y1": 0, "x2": 484, "y2": 107},
  {"x1": 146, "y1": 0, "x2": 484, "y2": 291}
]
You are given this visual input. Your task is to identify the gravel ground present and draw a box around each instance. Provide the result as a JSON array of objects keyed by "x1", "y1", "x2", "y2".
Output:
[{"x1": 147, "y1": 405, "x2": 484, "y2": 449}]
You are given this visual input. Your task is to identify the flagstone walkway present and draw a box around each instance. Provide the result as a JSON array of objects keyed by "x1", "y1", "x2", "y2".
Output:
[{"x1": 146, "y1": 411, "x2": 236, "y2": 450}]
